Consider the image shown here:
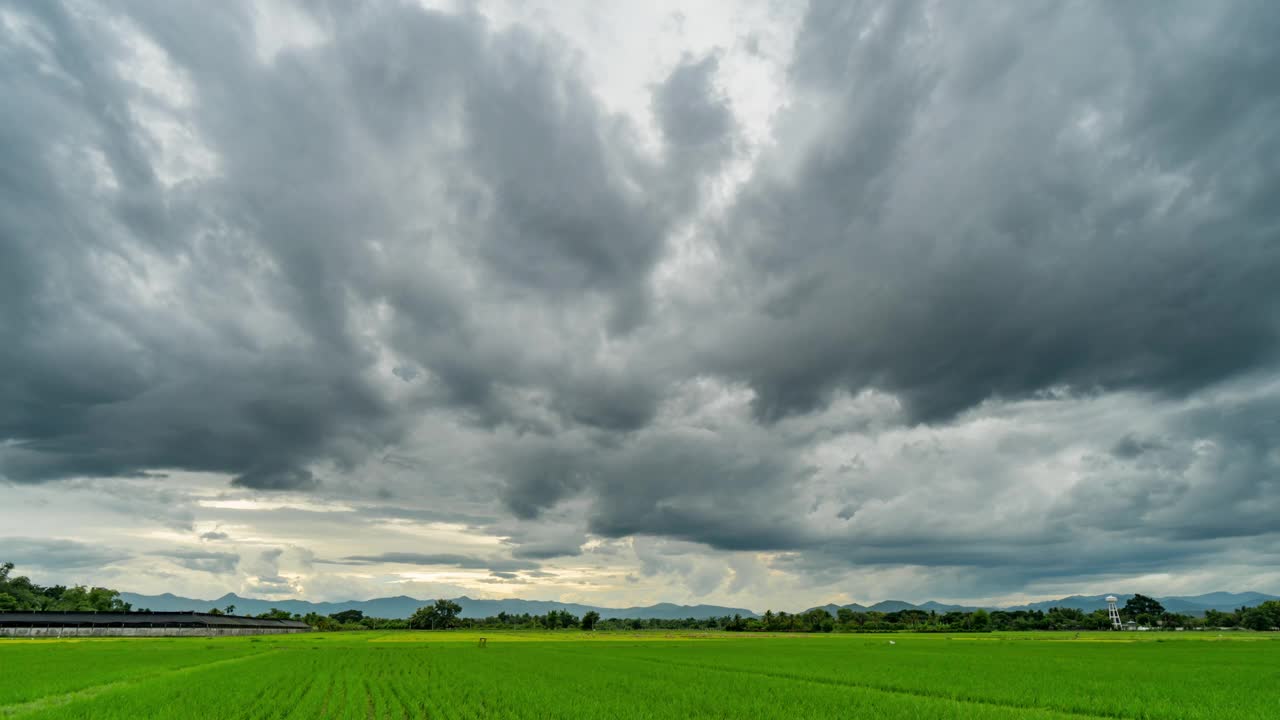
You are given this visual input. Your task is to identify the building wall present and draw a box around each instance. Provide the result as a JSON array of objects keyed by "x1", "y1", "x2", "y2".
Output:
[{"x1": 0, "y1": 626, "x2": 308, "y2": 638}]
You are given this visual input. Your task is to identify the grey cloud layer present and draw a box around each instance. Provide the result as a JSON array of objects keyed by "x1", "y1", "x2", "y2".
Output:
[
  {"x1": 709, "y1": 0, "x2": 1280, "y2": 423},
  {"x1": 0, "y1": 1, "x2": 716, "y2": 488},
  {"x1": 1, "y1": 538, "x2": 132, "y2": 570},
  {"x1": 2, "y1": 0, "x2": 1278, "y2": 598}
]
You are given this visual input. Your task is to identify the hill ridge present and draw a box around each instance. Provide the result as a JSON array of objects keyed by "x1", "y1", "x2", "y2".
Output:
[
  {"x1": 118, "y1": 590, "x2": 1278, "y2": 620},
  {"x1": 119, "y1": 592, "x2": 759, "y2": 620},
  {"x1": 808, "y1": 591, "x2": 1280, "y2": 617}
]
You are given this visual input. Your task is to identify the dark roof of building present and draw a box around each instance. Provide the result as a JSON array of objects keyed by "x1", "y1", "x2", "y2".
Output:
[{"x1": 0, "y1": 611, "x2": 309, "y2": 629}]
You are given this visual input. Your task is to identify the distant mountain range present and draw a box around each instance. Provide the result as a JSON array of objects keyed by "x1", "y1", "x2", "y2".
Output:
[
  {"x1": 118, "y1": 592, "x2": 758, "y2": 620},
  {"x1": 810, "y1": 592, "x2": 1280, "y2": 617},
  {"x1": 118, "y1": 590, "x2": 1278, "y2": 620},
  {"x1": 808, "y1": 600, "x2": 985, "y2": 615}
]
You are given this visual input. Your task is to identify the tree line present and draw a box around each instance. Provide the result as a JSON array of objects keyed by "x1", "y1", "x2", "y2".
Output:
[
  {"x1": 269, "y1": 594, "x2": 1280, "y2": 633},
  {"x1": 4, "y1": 563, "x2": 1277, "y2": 632},
  {"x1": 716, "y1": 595, "x2": 1279, "y2": 633},
  {"x1": 0, "y1": 562, "x2": 132, "y2": 612},
  {"x1": 255, "y1": 601, "x2": 608, "y2": 632}
]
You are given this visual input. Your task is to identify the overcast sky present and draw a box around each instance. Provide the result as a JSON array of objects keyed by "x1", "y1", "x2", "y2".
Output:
[{"x1": 2, "y1": 0, "x2": 1278, "y2": 612}]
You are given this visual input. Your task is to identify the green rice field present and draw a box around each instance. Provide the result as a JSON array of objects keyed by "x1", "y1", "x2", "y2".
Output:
[{"x1": 1, "y1": 631, "x2": 1277, "y2": 719}]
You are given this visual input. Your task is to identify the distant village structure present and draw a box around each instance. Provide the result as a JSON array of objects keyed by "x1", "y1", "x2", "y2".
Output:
[{"x1": 0, "y1": 611, "x2": 309, "y2": 637}]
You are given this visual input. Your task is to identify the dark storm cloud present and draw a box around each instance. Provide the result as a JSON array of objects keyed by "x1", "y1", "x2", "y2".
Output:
[
  {"x1": 494, "y1": 380, "x2": 1280, "y2": 591},
  {"x1": 1110, "y1": 435, "x2": 1167, "y2": 460},
  {"x1": 458, "y1": 43, "x2": 660, "y2": 334},
  {"x1": 651, "y1": 53, "x2": 736, "y2": 212},
  {"x1": 772, "y1": 539, "x2": 1260, "y2": 600},
  {"x1": 768, "y1": 382, "x2": 1278, "y2": 591},
  {"x1": 495, "y1": 423, "x2": 814, "y2": 549},
  {"x1": 493, "y1": 514, "x2": 589, "y2": 559},
  {"x1": 488, "y1": 0, "x2": 1280, "y2": 567},
  {"x1": 1062, "y1": 390, "x2": 1280, "y2": 543},
  {"x1": 707, "y1": 0, "x2": 1280, "y2": 424},
  {"x1": 582, "y1": 432, "x2": 809, "y2": 551},
  {"x1": 2, "y1": 538, "x2": 131, "y2": 570},
  {"x1": 0, "y1": 0, "x2": 720, "y2": 488},
  {"x1": 498, "y1": 442, "x2": 594, "y2": 520},
  {"x1": 654, "y1": 55, "x2": 733, "y2": 151}
]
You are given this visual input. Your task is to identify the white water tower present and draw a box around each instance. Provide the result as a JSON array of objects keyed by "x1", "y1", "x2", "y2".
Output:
[{"x1": 1106, "y1": 596, "x2": 1121, "y2": 630}]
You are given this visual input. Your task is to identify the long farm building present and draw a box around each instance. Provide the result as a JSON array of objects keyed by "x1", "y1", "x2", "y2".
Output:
[{"x1": 0, "y1": 611, "x2": 310, "y2": 637}]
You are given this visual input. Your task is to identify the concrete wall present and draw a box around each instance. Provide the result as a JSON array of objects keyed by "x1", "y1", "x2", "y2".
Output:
[{"x1": 1, "y1": 627, "x2": 308, "y2": 638}]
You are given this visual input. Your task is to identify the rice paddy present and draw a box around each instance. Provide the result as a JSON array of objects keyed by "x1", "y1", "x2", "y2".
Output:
[{"x1": 2, "y1": 631, "x2": 1277, "y2": 718}]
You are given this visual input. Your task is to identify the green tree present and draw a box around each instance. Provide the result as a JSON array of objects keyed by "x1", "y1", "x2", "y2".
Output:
[
  {"x1": 408, "y1": 606, "x2": 434, "y2": 630},
  {"x1": 1204, "y1": 609, "x2": 1236, "y2": 627},
  {"x1": 303, "y1": 612, "x2": 339, "y2": 631},
  {"x1": 0, "y1": 563, "x2": 15, "y2": 611},
  {"x1": 224, "y1": 604, "x2": 236, "y2": 615},
  {"x1": 802, "y1": 608, "x2": 835, "y2": 632},
  {"x1": 1160, "y1": 612, "x2": 1193, "y2": 629},
  {"x1": 581, "y1": 610, "x2": 601, "y2": 631},
  {"x1": 409, "y1": 599, "x2": 463, "y2": 630},
  {"x1": 969, "y1": 609, "x2": 991, "y2": 631},
  {"x1": 897, "y1": 609, "x2": 929, "y2": 628},
  {"x1": 257, "y1": 608, "x2": 296, "y2": 620},
  {"x1": 1240, "y1": 601, "x2": 1280, "y2": 631},
  {"x1": 47, "y1": 586, "x2": 129, "y2": 612},
  {"x1": 1259, "y1": 601, "x2": 1280, "y2": 627},
  {"x1": 1122, "y1": 594, "x2": 1164, "y2": 621},
  {"x1": 0, "y1": 562, "x2": 130, "y2": 613},
  {"x1": 330, "y1": 609, "x2": 364, "y2": 624},
  {"x1": 1045, "y1": 607, "x2": 1086, "y2": 629},
  {"x1": 1084, "y1": 609, "x2": 1112, "y2": 630}
]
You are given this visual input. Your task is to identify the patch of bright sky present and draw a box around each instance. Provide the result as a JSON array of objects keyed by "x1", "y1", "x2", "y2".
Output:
[
  {"x1": 251, "y1": 0, "x2": 327, "y2": 64},
  {"x1": 476, "y1": 0, "x2": 800, "y2": 148},
  {"x1": 373, "y1": 520, "x2": 504, "y2": 547},
  {"x1": 394, "y1": 570, "x2": 504, "y2": 585},
  {"x1": 412, "y1": 1, "x2": 806, "y2": 312},
  {"x1": 197, "y1": 498, "x2": 358, "y2": 513}
]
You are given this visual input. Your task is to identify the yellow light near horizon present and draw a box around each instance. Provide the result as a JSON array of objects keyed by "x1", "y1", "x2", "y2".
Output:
[
  {"x1": 374, "y1": 520, "x2": 503, "y2": 546},
  {"x1": 198, "y1": 499, "x2": 356, "y2": 513}
]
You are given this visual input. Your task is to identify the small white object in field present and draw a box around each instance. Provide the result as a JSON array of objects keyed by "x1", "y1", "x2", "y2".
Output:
[{"x1": 889, "y1": 640, "x2": 896, "y2": 645}]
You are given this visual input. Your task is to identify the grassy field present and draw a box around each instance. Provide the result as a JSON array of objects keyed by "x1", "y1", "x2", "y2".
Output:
[{"x1": 1, "y1": 631, "x2": 1277, "y2": 719}]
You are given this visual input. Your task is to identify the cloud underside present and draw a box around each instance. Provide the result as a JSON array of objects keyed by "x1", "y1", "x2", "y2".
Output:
[
  {"x1": 337, "y1": 552, "x2": 538, "y2": 574},
  {"x1": 1, "y1": 0, "x2": 1278, "y2": 595}
]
